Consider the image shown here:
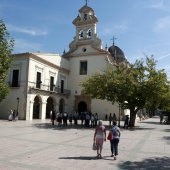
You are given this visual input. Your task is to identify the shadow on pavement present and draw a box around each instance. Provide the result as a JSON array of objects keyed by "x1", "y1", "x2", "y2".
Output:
[
  {"x1": 118, "y1": 156, "x2": 170, "y2": 170},
  {"x1": 59, "y1": 156, "x2": 95, "y2": 160},
  {"x1": 127, "y1": 127, "x2": 155, "y2": 131},
  {"x1": 31, "y1": 123, "x2": 156, "y2": 131},
  {"x1": 59, "y1": 156, "x2": 114, "y2": 161},
  {"x1": 163, "y1": 129, "x2": 170, "y2": 132},
  {"x1": 31, "y1": 123, "x2": 96, "y2": 131},
  {"x1": 138, "y1": 121, "x2": 160, "y2": 125},
  {"x1": 163, "y1": 136, "x2": 170, "y2": 144}
]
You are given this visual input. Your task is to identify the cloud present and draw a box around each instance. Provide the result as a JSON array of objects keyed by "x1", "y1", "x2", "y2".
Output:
[
  {"x1": 14, "y1": 39, "x2": 43, "y2": 53},
  {"x1": 157, "y1": 53, "x2": 170, "y2": 60},
  {"x1": 134, "y1": 0, "x2": 169, "y2": 11},
  {"x1": 148, "y1": 0, "x2": 165, "y2": 10},
  {"x1": 154, "y1": 16, "x2": 170, "y2": 33},
  {"x1": 7, "y1": 24, "x2": 48, "y2": 36},
  {"x1": 99, "y1": 21, "x2": 128, "y2": 36}
]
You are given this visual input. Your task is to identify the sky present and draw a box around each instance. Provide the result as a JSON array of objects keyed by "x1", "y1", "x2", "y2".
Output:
[{"x1": 1, "y1": 0, "x2": 170, "y2": 78}]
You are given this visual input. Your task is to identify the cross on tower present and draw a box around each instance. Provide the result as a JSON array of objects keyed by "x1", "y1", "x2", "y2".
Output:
[
  {"x1": 85, "y1": 0, "x2": 89, "y2": 6},
  {"x1": 111, "y1": 36, "x2": 117, "y2": 45}
]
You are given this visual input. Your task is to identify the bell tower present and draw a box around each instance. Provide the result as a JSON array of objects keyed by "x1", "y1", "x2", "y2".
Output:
[{"x1": 69, "y1": 5, "x2": 102, "y2": 52}]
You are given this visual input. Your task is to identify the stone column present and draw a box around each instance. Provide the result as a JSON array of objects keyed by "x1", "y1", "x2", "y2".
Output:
[
  {"x1": 29, "y1": 101, "x2": 34, "y2": 120},
  {"x1": 40, "y1": 102, "x2": 47, "y2": 119}
]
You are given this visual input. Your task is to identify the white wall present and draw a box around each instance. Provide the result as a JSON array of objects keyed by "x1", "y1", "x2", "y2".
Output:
[
  {"x1": 33, "y1": 53, "x2": 69, "y2": 70},
  {"x1": 0, "y1": 53, "x2": 70, "y2": 120},
  {"x1": 67, "y1": 45, "x2": 119, "y2": 119},
  {"x1": 0, "y1": 57, "x2": 28, "y2": 119}
]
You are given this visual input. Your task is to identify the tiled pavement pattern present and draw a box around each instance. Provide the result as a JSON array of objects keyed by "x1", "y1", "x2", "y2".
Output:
[{"x1": 0, "y1": 117, "x2": 169, "y2": 170}]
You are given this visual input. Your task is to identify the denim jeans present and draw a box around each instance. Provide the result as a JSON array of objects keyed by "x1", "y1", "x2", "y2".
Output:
[{"x1": 110, "y1": 138, "x2": 119, "y2": 156}]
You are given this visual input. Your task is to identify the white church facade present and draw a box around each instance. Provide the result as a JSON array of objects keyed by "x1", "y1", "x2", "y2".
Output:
[{"x1": 0, "y1": 4, "x2": 129, "y2": 120}]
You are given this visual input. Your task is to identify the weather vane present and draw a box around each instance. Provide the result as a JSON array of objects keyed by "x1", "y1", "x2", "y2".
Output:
[
  {"x1": 85, "y1": 0, "x2": 89, "y2": 6},
  {"x1": 111, "y1": 36, "x2": 117, "y2": 45}
]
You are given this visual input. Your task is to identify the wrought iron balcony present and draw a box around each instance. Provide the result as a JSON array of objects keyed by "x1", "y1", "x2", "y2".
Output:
[
  {"x1": 29, "y1": 84, "x2": 70, "y2": 96},
  {"x1": 54, "y1": 87, "x2": 70, "y2": 95}
]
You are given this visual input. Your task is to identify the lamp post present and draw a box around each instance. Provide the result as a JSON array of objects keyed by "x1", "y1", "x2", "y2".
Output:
[
  {"x1": 16, "y1": 97, "x2": 20, "y2": 113},
  {"x1": 118, "y1": 103, "x2": 121, "y2": 127}
]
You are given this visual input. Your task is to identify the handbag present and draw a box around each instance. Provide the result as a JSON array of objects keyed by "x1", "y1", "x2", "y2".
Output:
[
  {"x1": 107, "y1": 131, "x2": 113, "y2": 140},
  {"x1": 92, "y1": 142, "x2": 97, "y2": 150}
]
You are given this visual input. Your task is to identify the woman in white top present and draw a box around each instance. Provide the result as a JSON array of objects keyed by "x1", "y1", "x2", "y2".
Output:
[{"x1": 93, "y1": 120, "x2": 106, "y2": 158}]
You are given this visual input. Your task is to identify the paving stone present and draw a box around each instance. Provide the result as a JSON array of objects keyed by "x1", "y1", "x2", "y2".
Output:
[{"x1": 0, "y1": 117, "x2": 169, "y2": 170}]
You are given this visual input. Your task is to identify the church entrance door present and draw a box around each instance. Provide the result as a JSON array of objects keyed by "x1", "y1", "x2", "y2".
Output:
[
  {"x1": 78, "y1": 101, "x2": 87, "y2": 112},
  {"x1": 74, "y1": 95, "x2": 91, "y2": 112}
]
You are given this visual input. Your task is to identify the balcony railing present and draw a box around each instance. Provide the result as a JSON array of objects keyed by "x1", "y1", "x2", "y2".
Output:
[
  {"x1": 29, "y1": 83, "x2": 70, "y2": 96},
  {"x1": 8, "y1": 81, "x2": 20, "y2": 87},
  {"x1": 54, "y1": 87, "x2": 70, "y2": 95}
]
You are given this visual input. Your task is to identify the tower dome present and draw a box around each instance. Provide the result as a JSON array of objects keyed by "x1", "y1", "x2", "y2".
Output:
[{"x1": 108, "y1": 44, "x2": 126, "y2": 63}]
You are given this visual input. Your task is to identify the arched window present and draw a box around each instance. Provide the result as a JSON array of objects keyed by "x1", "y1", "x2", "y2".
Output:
[
  {"x1": 79, "y1": 30, "x2": 84, "y2": 39},
  {"x1": 84, "y1": 14, "x2": 87, "y2": 20},
  {"x1": 87, "y1": 29, "x2": 92, "y2": 38}
]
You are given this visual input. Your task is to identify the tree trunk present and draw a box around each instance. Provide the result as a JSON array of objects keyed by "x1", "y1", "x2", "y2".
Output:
[{"x1": 129, "y1": 109, "x2": 137, "y2": 127}]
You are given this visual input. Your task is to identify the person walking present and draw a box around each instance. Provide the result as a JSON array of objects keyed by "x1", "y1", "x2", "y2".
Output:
[
  {"x1": 124, "y1": 115, "x2": 129, "y2": 129},
  {"x1": 110, "y1": 120, "x2": 121, "y2": 160},
  {"x1": 94, "y1": 113, "x2": 98, "y2": 127},
  {"x1": 8, "y1": 110, "x2": 13, "y2": 121},
  {"x1": 85, "y1": 112, "x2": 90, "y2": 127},
  {"x1": 93, "y1": 120, "x2": 106, "y2": 158},
  {"x1": 80, "y1": 112, "x2": 84, "y2": 125},
  {"x1": 113, "y1": 113, "x2": 117, "y2": 123},
  {"x1": 74, "y1": 112, "x2": 78, "y2": 125},
  {"x1": 69, "y1": 113, "x2": 73, "y2": 125},
  {"x1": 12, "y1": 110, "x2": 16, "y2": 121},
  {"x1": 63, "y1": 112, "x2": 68, "y2": 126},
  {"x1": 51, "y1": 110, "x2": 55, "y2": 125},
  {"x1": 160, "y1": 113, "x2": 163, "y2": 124},
  {"x1": 109, "y1": 113, "x2": 113, "y2": 126},
  {"x1": 91, "y1": 114, "x2": 95, "y2": 128},
  {"x1": 58, "y1": 112, "x2": 62, "y2": 126}
]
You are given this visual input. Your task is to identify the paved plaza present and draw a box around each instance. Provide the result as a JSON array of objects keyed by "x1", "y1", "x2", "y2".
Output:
[{"x1": 0, "y1": 116, "x2": 169, "y2": 170}]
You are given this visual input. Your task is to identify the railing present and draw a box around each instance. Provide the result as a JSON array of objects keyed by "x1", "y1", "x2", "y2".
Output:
[
  {"x1": 54, "y1": 87, "x2": 71, "y2": 95},
  {"x1": 29, "y1": 83, "x2": 70, "y2": 96},
  {"x1": 8, "y1": 81, "x2": 20, "y2": 87}
]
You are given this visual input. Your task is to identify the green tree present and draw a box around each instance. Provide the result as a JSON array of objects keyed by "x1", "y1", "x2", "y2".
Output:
[
  {"x1": 81, "y1": 56, "x2": 170, "y2": 127},
  {"x1": 0, "y1": 20, "x2": 14, "y2": 103},
  {"x1": 144, "y1": 57, "x2": 170, "y2": 116}
]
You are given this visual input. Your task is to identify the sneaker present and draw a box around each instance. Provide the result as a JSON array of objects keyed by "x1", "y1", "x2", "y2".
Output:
[
  {"x1": 110, "y1": 155, "x2": 114, "y2": 157},
  {"x1": 114, "y1": 156, "x2": 117, "y2": 160}
]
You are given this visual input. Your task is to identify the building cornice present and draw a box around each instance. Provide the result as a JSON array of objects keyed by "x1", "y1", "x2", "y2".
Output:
[{"x1": 13, "y1": 53, "x2": 70, "y2": 74}]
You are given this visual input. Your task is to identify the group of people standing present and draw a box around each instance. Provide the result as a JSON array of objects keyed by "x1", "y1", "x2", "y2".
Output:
[
  {"x1": 79, "y1": 112, "x2": 99, "y2": 128},
  {"x1": 50, "y1": 111, "x2": 69, "y2": 126},
  {"x1": 93, "y1": 119, "x2": 121, "y2": 160},
  {"x1": 50, "y1": 111, "x2": 99, "y2": 128}
]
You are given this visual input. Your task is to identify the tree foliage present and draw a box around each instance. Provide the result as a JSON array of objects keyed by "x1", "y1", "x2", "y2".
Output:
[
  {"x1": 0, "y1": 20, "x2": 14, "y2": 103},
  {"x1": 81, "y1": 56, "x2": 170, "y2": 127}
]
